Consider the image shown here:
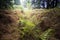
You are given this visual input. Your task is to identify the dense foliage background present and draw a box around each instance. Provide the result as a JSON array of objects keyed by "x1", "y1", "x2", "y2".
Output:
[{"x1": 0, "y1": 0, "x2": 13, "y2": 9}]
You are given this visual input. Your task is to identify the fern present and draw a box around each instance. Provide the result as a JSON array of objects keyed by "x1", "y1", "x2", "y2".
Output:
[{"x1": 40, "y1": 28, "x2": 54, "y2": 40}]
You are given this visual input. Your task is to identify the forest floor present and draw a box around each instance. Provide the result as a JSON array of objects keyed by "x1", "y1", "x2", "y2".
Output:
[
  {"x1": 0, "y1": 8, "x2": 60, "y2": 40},
  {"x1": 17, "y1": 8, "x2": 60, "y2": 40}
]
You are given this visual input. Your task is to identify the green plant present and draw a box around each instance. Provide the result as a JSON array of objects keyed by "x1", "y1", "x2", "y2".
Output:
[
  {"x1": 20, "y1": 18, "x2": 35, "y2": 32},
  {"x1": 40, "y1": 28, "x2": 54, "y2": 40},
  {"x1": 19, "y1": 14, "x2": 54, "y2": 40}
]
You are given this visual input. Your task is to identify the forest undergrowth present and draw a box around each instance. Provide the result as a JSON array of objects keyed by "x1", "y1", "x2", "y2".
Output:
[
  {"x1": 0, "y1": 8, "x2": 60, "y2": 40},
  {"x1": 18, "y1": 8, "x2": 60, "y2": 40}
]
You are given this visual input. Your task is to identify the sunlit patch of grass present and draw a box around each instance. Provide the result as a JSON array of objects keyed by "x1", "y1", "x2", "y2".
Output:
[
  {"x1": 22, "y1": 9, "x2": 50, "y2": 19},
  {"x1": 22, "y1": 9, "x2": 52, "y2": 25}
]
